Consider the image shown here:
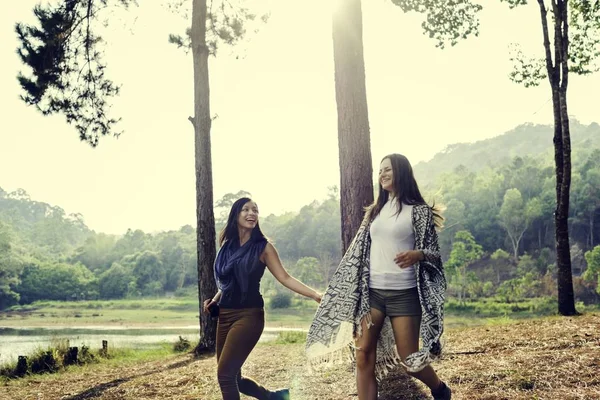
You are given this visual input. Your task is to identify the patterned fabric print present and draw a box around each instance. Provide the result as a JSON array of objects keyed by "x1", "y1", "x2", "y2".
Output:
[{"x1": 305, "y1": 204, "x2": 446, "y2": 377}]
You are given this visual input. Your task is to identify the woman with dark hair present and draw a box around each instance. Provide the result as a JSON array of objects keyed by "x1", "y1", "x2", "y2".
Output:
[
  {"x1": 306, "y1": 154, "x2": 451, "y2": 400},
  {"x1": 204, "y1": 197, "x2": 321, "y2": 400}
]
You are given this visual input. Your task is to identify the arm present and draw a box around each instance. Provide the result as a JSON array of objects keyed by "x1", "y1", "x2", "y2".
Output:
[
  {"x1": 394, "y1": 206, "x2": 442, "y2": 269},
  {"x1": 261, "y1": 243, "x2": 321, "y2": 302}
]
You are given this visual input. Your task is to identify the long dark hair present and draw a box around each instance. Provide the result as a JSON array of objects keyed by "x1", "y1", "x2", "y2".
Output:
[
  {"x1": 218, "y1": 197, "x2": 267, "y2": 246},
  {"x1": 367, "y1": 153, "x2": 445, "y2": 229}
]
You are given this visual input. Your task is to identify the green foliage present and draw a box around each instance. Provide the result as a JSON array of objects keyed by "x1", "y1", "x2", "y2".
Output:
[
  {"x1": 294, "y1": 257, "x2": 322, "y2": 288},
  {"x1": 446, "y1": 231, "x2": 483, "y2": 275},
  {"x1": 584, "y1": 245, "x2": 600, "y2": 293},
  {"x1": 446, "y1": 231, "x2": 484, "y2": 303},
  {"x1": 214, "y1": 190, "x2": 252, "y2": 227},
  {"x1": 132, "y1": 251, "x2": 166, "y2": 296},
  {"x1": 98, "y1": 263, "x2": 134, "y2": 299},
  {"x1": 0, "y1": 221, "x2": 22, "y2": 309},
  {"x1": 15, "y1": 1, "x2": 136, "y2": 145},
  {"x1": 167, "y1": 0, "x2": 270, "y2": 56},
  {"x1": 2, "y1": 123, "x2": 600, "y2": 307},
  {"x1": 516, "y1": 254, "x2": 538, "y2": 277},
  {"x1": 414, "y1": 121, "x2": 600, "y2": 188},
  {"x1": 269, "y1": 291, "x2": 292, "y2": 309},
  {"x1": 497, "y1": 272, "x2": 541, "y2": 302},
  {"x1": 501, "y1": 0, "x2": 600, "y2": 85},
  {"x1": 274, "y1": 330, "x2": 307, "y2": 345},
  {"x1": 262, "y1": 197, "x2": 341, "y2": 262},
  {"x1": 491, "y1": 249, "x2": 510, "y2": 261},
  {"x1": 17, "y1": 262, "x2": 98, "y2": 303},
  {"x1": 499, "y1": 189, "x2": 527, "y2": 258},
  {"x1": 391, "y1": 0, "x2": 483, "y2": 48},
  {"x1": 71, "y1": 234, "x2": 118, "y2": 274}
]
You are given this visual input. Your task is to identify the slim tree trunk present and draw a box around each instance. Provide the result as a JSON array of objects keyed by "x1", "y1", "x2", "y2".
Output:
[
  {"x1": 191, "y1": 0, "x2": 218, "y2": 353},
  {"x1": 591, "y1": 213, "x2": 595, "y2": 248},
  {"x1": 538, "y1": 0, "x2": 576, "y2": 315},
  {"x1": 556, "y1": 85, "x2": 576, "y2": 315},
  {"x1": 332, "y1": 0, "x2": 374, "y2": 254}
]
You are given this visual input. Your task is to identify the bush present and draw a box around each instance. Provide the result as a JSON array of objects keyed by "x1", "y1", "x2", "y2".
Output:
[
  {"x1": 30, "y1": 350, "x2": 58, "y2": 374},
  {"x1": 269, "y1": 292, "x2": 292, "y2": 309},
  {"x1": 173, "y1": 336, "x2": 192, "y2": 352},
  {"x1": 275, "y1": 331, "x2": 307, "y2": 344}
]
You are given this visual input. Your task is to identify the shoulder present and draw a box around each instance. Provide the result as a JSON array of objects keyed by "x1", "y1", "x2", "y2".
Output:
[
  {"x1": 261, "y1": 241, "x2": 277, "y2": 258},
  {"x1": 412, "y1": 203, "x2": 432, "y2": 218},
  {"x1": 265, "y1": 241, "x2": 275, "y2": 251}
]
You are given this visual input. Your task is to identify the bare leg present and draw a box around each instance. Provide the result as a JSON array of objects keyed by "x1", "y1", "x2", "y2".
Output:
[
  {"x1": 355, "y1": 307, "x2": 385, "y2": 400},
  {"x1": 389, "y1": 315, "x2": 442, "y2": 391}
]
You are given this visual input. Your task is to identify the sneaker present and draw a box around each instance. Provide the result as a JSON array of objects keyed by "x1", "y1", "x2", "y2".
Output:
[
  {"x1": 432, "y1": 381, "x2": 451, "y2": 400},
  {"x1": 269, "y1": 388, "x2": 290, "y2": 400}
]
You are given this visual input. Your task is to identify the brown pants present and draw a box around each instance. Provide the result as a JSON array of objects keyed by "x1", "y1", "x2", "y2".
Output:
[{"x1": 216, "y1": 308, "x2": 270, "y2": 400}]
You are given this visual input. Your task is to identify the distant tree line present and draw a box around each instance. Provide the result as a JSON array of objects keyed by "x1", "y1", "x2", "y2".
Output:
[{"x1": 1, "y1": 129, "x2": 599, "y2": 309}]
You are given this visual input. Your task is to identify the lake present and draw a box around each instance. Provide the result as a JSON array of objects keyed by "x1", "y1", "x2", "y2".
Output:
[{"x1": 0, "y1": 325, "x2": 307, "y2": 364}]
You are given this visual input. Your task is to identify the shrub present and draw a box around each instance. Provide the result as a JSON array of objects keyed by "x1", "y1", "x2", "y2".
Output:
[
  {"x1": 275, "y1": 331, "x2": 307, "y2": 344},
  {"x1": 269, "y1": 292, "x2": 292, "y2": 309},
  {"x1": 173, "y1": 336, "x2": 192, "y2": 352}
]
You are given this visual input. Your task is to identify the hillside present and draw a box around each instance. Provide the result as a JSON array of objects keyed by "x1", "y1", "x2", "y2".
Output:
[{"x1": 414, "y1": 120, "x2": 600, "y2": 188}]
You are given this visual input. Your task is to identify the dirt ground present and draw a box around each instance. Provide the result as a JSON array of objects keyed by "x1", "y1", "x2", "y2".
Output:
[{"x1": 2, "y1": 313, "x2": 599, "y2": 400}]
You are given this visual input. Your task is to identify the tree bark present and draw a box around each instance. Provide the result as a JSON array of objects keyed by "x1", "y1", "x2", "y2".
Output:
[
  {"x1": 538, "y1": 0, "x2": 576, "y2": 315},
  {"x1": 191, "y1": 0, "x2": 218, "y2": 353},
  {"x1": 332, "y1": 0, "x2": 374, "y2": 254},
  {"x1": 591, "y1": 213, "x2": 595, "y2": 248}
]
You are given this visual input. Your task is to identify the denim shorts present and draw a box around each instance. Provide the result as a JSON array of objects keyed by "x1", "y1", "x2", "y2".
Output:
[{"x1": 369, "y1": 287, "x2": 421, "y2": 317}]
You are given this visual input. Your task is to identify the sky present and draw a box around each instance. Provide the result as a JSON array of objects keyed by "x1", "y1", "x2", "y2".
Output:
[{"x1": 0, "y1": 0, "x2": 599, "y2": 235}]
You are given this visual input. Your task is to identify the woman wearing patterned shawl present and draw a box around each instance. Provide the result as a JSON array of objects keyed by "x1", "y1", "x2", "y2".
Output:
[
  {"x1": 305, "y1": 154, "x2": 451, "y2": 400},
  {"x1": 204, "y1": 197, "x2": 321, "y2": 400}
]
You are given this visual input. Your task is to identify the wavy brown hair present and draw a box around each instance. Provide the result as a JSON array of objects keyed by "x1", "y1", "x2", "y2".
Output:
[
  {"x1": 366, "y1": 153, "x2": 445, "y2": 229},
  {"x1": 218, "y1": 197, "x2": 267, "y2": 246}
]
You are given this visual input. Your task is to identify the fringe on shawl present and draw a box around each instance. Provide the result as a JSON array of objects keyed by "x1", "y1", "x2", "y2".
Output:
[{"x1": 306, "y1": 311, "x2": 405, "y2": 381}]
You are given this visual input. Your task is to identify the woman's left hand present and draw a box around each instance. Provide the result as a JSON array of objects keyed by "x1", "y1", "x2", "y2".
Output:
[{"x1": 394, "y1": 250, "x2": 424, "y2": 269}]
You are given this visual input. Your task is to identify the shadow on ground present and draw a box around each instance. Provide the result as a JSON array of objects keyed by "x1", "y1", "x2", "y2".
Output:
[
  {"x1": 62, "y1": 352, "x2": 207, "y2": 400},
  {"x1": 379, "y1": 368, "x2": 430, "y2": 400}
]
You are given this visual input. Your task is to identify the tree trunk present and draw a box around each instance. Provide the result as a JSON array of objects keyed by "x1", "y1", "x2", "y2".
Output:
[
  {"x1": 590, "y1": 213, "x2": 595, "y2": 248},
  {"x1": 539, "y1": 0, "x2": 576, "y2": 315},
  {"x1": 191, "y1": 0, "x2": 218, "y2": 353},
  {"x1": 555, "y1": 84, "x2": 576, "y2": 315},
  {"x1": 332, "y1": 0, "x2": 374, "y2": 254}
]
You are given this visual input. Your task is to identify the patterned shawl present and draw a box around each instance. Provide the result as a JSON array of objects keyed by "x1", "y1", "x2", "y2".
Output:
[{"x1": 305, "y1": 204, "x2": 447, "y2": 377}]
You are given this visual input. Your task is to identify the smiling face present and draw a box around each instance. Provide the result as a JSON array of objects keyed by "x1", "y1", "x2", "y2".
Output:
[
  {"x1": 379, "y1": 157, "x2": 394, "y2": 194},
  {"x1": 237, "y1": 201, "x2": 259, "y2": 230}
]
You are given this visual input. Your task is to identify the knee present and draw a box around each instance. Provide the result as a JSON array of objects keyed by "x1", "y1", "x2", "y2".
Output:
[
  {"x1": 217, "y1": 366, "x2": 237, "y2": 388},
  {"x1": 355, "y1": 348, "x2": 375, "y2": 371}
]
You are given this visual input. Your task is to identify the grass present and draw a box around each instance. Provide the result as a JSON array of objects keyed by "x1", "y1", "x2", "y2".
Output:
[
  {"x1": 0, "y1": 298, "x2": 202, "y2": 327},
  {"x1": 0, "y1": 296, "x2": 320, "y2": 328},
  {"x1": 3, "y1": 296, "x2": 598, "y2": 331},
  {"x1": 0, "y1": 337, "x2": 178, "y2": 381},
  {"x1": 1, "y1": 313, "x2": 598, "y2": 399}
]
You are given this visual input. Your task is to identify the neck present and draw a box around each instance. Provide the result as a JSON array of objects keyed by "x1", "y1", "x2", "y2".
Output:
[{"x1": 238, "y1": 228, "x2": 252, "y2": 245}]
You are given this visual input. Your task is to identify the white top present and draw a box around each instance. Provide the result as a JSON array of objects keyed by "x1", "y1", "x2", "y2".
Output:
[{"x1": 369, "y1": 200, "x2": 417, "y2": 290}]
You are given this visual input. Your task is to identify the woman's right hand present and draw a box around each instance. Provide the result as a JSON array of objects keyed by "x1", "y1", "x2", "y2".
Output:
[
  {"x1": 203, "y1": 298, "x2": 216, "y2": 314},
  {"x1": 312, "y1": 291, "x2": 322, "y2": 303}
]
